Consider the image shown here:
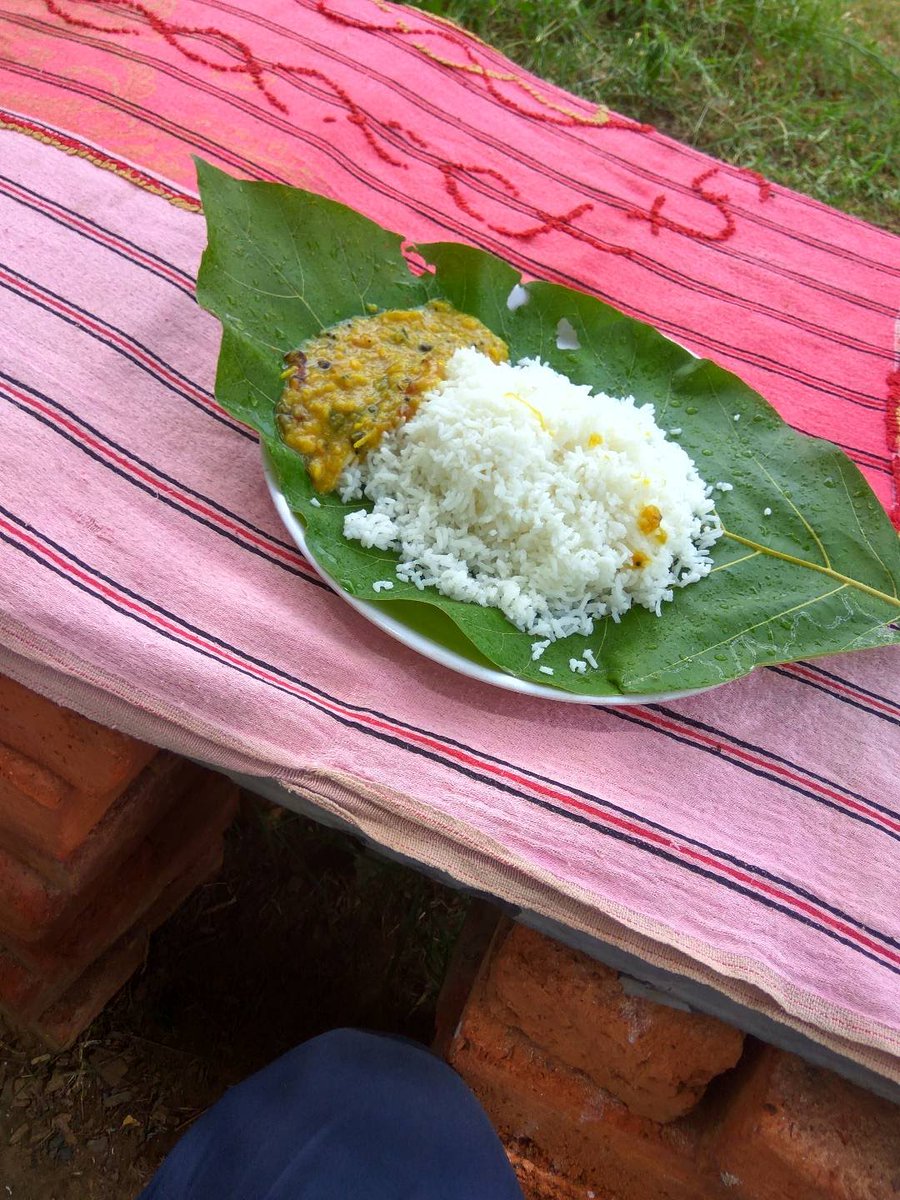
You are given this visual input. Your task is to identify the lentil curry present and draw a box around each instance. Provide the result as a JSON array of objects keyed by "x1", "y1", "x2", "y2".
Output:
[{"x1": 276, "y1": 300, "x2": 508, "y2": 492}]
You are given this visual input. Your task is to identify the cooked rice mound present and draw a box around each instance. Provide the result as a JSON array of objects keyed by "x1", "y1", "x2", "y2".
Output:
[{"x1": 340, "y1": 348, "x2": 722, "y2": 640}]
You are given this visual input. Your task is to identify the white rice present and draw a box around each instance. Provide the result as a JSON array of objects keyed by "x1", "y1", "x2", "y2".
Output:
[{"x1": 341, "y1": 347, "x2": 722, "y2": 641}]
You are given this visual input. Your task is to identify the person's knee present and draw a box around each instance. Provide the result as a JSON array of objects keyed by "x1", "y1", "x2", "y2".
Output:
[
  {"x1": 139, "y1": 1029, "x2": 523, "y2": 1199},
  {"x1": 295, "y1": 1028, "x2": 453, "y2": 1100}
]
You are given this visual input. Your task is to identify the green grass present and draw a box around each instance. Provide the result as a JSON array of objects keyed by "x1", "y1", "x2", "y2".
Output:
[{"x1": 406, "y1": 0, "x2": 899, "y2": 231}]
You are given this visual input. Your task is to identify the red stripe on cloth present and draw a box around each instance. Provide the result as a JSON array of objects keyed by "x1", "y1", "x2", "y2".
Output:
[
  {"x1": 0, "y1": 262, "x2": 244, "y2": 431},
  {"x1": 628, "y1": 708, "x2": 900, "y2": 834},
  {"x1": 784, "y1": 662, "x2": 900, "y2": 722},
  {"x1": 0, "y1": 172, "x2": 194, "y2": 291},
  {"x1": 1, "y1": 507, "x2": 897, "y2": 973},
  {"x1": 1, "y1": 378, "x2": 315, "y2": 579},
  {"x1": 3, "y1": 10, "x2": 894, "y2": 517}
]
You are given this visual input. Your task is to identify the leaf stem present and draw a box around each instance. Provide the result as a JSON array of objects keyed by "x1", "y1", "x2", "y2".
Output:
[{"x1": 723, "y1": 530, "x2": 900, "y2": 609}]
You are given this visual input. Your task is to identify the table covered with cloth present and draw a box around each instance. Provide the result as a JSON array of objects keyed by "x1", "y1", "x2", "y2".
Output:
[{"x1": 0, "y1": 0, "x2": 898, "y2": 1084}]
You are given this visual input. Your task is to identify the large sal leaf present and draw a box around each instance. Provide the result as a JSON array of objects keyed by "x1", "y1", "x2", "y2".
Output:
[{"x1": 195, "y1": 160, "x2": 900, "y2": 696}]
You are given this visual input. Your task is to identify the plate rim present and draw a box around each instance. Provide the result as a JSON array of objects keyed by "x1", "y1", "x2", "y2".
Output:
[{"x1": 262, "y1": 452, "x2": 727, "y2": 707}]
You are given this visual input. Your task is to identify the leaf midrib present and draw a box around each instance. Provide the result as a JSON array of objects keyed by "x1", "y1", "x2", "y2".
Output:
[{"x1": 723, "y1": 529, "x2": 900, "y2": 608}]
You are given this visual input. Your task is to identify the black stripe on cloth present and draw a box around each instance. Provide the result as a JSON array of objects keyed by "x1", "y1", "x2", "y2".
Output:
[
  {"x1": 787, "y1": 426, "x2": 892, "y2": 473},
  {"x1": 801, "y1": 662, "x2": 900, "y2": 713},
  {"x1": 282, "y1": 0, "x2": 898, "y2": 280},
  {"x1": 770, "y1": 667, "x2": 900, "y2": 728},
  {"x1": 6, "y1": 359, "x2": 894, "y2": 843},
  {"x1": 0, "y1": 371, "x2": 323, "y2": 588},
  {"x1": 9, "y1": 8, "x2": 897, "y2": 359},
  {"x1": 0, "y1": 262, "x2": 253, "y2": 440},
  {"x1": 0, "y1": 506, "x2": 895, "y2": 970},
  {"x1": 649, "y1": 704, "x2": 899, "y2": 822},
  {"x1": 0, "y1": 171, "x2": 195, "y2": 298},
  {"x1": 327, "y1": 0, "x2": 900, "y2": 276},
  {"x1": 0, "y1": 55, "x2": 292, "y2": 185},
  {"x1": 610, "y1": 705, "x2": 900, "y2": 843},
  {"x1": 830, "y1": 443, "x2": 892, "y2": 471},
  {"x1": 192, "y1": 0, "x2": 900, "y2": 322},
  {"x1": 3, "y1": 25, "x2": 888, "y2": 415}
]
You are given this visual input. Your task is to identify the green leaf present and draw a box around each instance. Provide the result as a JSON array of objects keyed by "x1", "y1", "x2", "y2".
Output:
[{"x1": 195, "y1": 159, "x2": 900, "y2": 696}]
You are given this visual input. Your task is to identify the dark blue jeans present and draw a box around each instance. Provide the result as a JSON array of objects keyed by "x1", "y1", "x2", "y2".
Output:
[{"x1": 139, "y1": 1029, "x2": 524, "y2": 1199}]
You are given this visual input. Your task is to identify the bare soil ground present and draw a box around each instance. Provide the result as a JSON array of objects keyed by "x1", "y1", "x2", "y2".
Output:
[{"x1": 0, "y1": 796, "x2": 468, "y2": 1199}]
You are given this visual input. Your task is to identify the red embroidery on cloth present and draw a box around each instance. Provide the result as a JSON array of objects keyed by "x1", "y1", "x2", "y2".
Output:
[
  {"x1": 386, "y1": 121, "x2": 601, "y2": 247},
  {"x1": 44, "y1": 0, "x2": 136, "y2": 34},
  {"x1": 441, "y1": 163, "x2": 593, "y2": 242},
  {"x1": 628, "y1": 167, "x2": 737, "y2": 243},
  {"x1": 44, "y1": 0, "x2": 288, "y2": 110},
  {"x1": 314, "y1": 0, "x2": 652, "y2": 132},
  {"x1": 43, "y1": 0, "x2": 405, "y2": 161},
  {"x1": 737, "y1": 167, "x2": 773, "y2": 202},
  {"x1": 40, "y1": 0, "x2": 761, "y2": 258}
]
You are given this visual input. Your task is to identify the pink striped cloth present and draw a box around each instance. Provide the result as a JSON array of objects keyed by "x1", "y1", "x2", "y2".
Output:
[{"x1": 0, "y1": 1, "x2": 898, "y2": 1081}]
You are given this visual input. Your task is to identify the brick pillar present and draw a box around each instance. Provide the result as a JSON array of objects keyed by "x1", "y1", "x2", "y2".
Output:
[
  {"x1": 441, "y1": 916, "x2": 900, "y2": 1200},
  {"x1": 713, "y1": 1046, "x2": 900, "y2": 1200},
  {"x1": 0, "y1": 676, "x2": 238, "y2": 1047}
]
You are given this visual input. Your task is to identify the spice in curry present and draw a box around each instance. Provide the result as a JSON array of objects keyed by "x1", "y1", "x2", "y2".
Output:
[{"x1": 277, "y1": 300, "x2": 509, "y2": 493}]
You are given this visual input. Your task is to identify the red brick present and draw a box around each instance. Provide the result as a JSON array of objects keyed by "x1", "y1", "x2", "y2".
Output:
[
  {"x1": 0, "y1": 744, "x2": 69, "y2": 810},
  {"x1": 714, "y1": 1046, "x2": 900, "y2": 1200},
  {"x1": 450, "y1": 996, "x2": 712, "y2": 1200},
  {"x1": 505, "y1": 1139, "x2": 600, "y2": 1200},
  {"x1": 0, "y1": 757, "x2": 132, "y2": 866},
  {"x1": 0, "y1": 738, "x2": 162, "y2": 870},
  {"x1": 28, "y1": 841, "x2": 224, "y2": 1050},
  {"x1": 0, "y1": 772, "x2": 238, "y2": 1017},
  {"x1": 24, "y1": 926, "x2": 148, "y2": 1054},
  {"x1": 0, "y1": 754, "x2": 201, "y2": 939},
  {"x1": 481, "y1": 923, "x2": 744, "y2": 1122},
  {"x1": 0, "y1": 676, "x2": 155, "y2": 797}
]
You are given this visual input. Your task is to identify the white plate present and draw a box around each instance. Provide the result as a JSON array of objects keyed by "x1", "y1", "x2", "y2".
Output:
[{"x1": 263, "y1": 455, "x2": 722, "y2": 707}]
